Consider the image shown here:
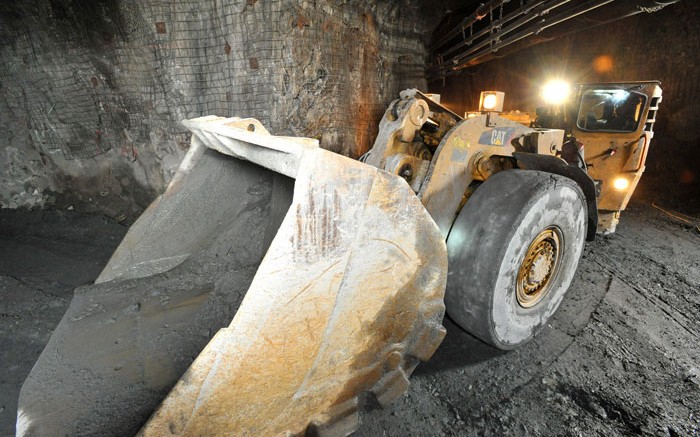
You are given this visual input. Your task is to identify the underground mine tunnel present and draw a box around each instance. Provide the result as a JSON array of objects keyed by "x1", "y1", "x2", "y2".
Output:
[{"x1": 1, "y1": 0, "x2": 699, "y2": 435}]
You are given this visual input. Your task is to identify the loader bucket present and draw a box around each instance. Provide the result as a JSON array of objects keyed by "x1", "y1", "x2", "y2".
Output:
[{"x1": 17, "y1": 117, "x2": 447, "y2": 436}]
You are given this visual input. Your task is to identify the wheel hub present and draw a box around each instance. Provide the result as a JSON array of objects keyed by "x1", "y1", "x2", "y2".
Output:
[{"x1": 516, "y1": 227, "x2": 562, "y2": 308}]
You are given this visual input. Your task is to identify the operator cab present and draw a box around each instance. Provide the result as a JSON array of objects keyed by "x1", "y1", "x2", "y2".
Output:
[
  {"x1": 572, "y1": 82, "x2": 662, "y2": 233},
  {"x1": 577, "y1": 88, "x2": 647, "y2": 133}
]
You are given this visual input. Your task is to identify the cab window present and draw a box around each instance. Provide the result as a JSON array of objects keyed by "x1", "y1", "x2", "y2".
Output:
[{"x1": 576, "y1": 89, "x2": 646, "y2": 132}]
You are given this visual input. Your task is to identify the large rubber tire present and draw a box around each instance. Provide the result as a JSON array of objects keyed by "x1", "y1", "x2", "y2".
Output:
[{"x1": 445, "y1": 170, "x2": 587, "y2": 350}]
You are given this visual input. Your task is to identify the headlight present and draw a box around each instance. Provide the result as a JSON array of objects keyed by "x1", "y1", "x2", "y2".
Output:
[
  {"x1": 612, "y1": 177, "x2": 630, "y2": 191},
  {"x1": 542, "y1": 80, "x2": 570, "y2": 105},
  {"x1": 479, "y1": 91, "x2": 504, "y2": 112},
  {"x1": 483, "y1": 94, "x2": 498, "y2": 110}
]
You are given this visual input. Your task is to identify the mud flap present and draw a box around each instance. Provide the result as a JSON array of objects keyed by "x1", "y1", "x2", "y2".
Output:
[{"x1": 18, "y1": 117, "x2": 447, "y2": 436}]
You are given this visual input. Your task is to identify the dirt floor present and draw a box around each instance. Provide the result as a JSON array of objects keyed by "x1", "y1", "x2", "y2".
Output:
[{"x1": 1, "y1": 199, "x2": 699, "y2": 436}]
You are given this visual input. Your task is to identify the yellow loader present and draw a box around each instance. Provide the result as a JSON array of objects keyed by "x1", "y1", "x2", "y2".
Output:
[{"x1": 17, "y1": 81, "x2": 661, "y2": 436}]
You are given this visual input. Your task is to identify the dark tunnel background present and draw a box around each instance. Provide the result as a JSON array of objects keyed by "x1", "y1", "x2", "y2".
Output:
[
  {"x1": 428, "y1": 1, "x2": 700, "y2": 214},
  {"x1": 0, "y1": 0, "x2": 698, "y2": 216}
]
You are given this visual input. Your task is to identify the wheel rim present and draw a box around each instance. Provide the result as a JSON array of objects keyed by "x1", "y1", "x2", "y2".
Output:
[{"x1": 516, "y1": 226, "x2": 563, "y2": 308}]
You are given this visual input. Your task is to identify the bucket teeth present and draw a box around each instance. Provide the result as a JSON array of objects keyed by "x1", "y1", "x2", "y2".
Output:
[
  {"x1": 305, "y1": 398, "x2": 359, "y2": 437},
  {"x1": 371, "y1": 369, "x2": 411, "y2": 407},
  {"x1": 410, "y1": 322, "x2": 447, "y2": 362}
]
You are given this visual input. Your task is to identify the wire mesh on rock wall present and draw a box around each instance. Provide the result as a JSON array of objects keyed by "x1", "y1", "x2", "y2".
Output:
[{"x1": 2, "y1": 0, "x2": 433, "y2": 163}]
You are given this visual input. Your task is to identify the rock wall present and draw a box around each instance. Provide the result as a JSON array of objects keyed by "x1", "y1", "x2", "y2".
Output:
[
  {"x1": 429, "y1": 2, "x2": 700, "y2": 209},
  {"x1": 0, "y1": 0, "x2": 438, "y2": 217}
]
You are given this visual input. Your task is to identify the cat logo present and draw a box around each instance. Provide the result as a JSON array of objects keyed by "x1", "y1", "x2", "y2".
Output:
[
  {"x1": 478, "y1": 127, "x2": 516, "y2": 146},
  {"x1": 491, "y1": 129, "x2": 507, "y2": 146}
]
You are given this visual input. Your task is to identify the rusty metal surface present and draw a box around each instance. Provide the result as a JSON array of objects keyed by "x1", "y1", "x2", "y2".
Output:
[{"x1": 136, "y1": 119, "x2": 447, "y2": 436}]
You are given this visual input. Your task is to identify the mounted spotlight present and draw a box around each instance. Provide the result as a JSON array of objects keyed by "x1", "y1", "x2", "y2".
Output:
[
  {"x1": 479, "y1": 91, "x2": 505, "y2": 112},
  {"x1": 542, "y1": 80, "x2": 571, "y2": 105}
]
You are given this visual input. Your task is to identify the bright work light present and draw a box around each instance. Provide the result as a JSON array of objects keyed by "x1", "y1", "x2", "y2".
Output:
[
  {"x1": 479, "y1": 91, "x2": 504, "y2": 112},
  {"x1": 542, "y1": 80, "x2": 571, "y2": 105}
]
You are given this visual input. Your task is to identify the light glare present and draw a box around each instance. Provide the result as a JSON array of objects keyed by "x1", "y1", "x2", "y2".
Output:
[
  {"x1": 483, "y1": 93, "x2": 498, "y2": 110},
  {"x1": 613, "y1": 177, "x2": 630, "y2": 190},
  {"x1": 542, "y1": 80, "x2": 571, "y2": 105},
  {"x1": 611, "y1": 90, "x2": 628, "y2": 102}
]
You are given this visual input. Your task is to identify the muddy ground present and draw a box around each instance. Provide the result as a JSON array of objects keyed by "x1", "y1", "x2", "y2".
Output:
[{"x1": 1, "y1": 200, "x2": 699, "y2": 436}]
